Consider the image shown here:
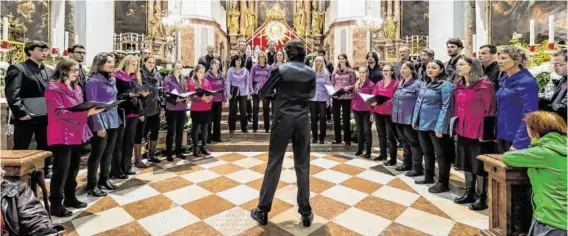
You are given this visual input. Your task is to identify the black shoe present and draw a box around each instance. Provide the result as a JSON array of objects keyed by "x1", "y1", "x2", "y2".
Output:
[
  {"x1": 345, "y1": 142, "x2": 351, "y2": 146},
  {"x1": 415, "y1": 178, "x2": 435, "y2": 185},
  {"x1": 354, "y1": 150, "x2": 363, "y2": 156},
  {"x1": 201, "y1": 146, "x2": 211, "y2": 156},
  {"x1": 469, "y1": 196, "x2": 487, "y2": 211},
  {"x1": 454, "y1": 192, "x2": 476, "y2": 204},
  {"x1": 302, "y1": 213, "x2": 314, "y2": 227},
  {"x1": 86, "y1": 187, "x2": 107, "y2": 197},
  {"x1": 332, "y1": 141, "x2": 342, "y2": 145},
  {"x1": 193, "y1": 148, "x2": 202, "y2": 157},
  {"x1": 250, "y1": 208, "x2": 268, "y2": 226},
  {"x1": 265, "y1": 130, "x2": 270, "y2": 133},
  {"x1": 176, "y1": 153, "x2": 186, "y2": 159},
  {"x1": 362, "y1": 153, "x2": 371, "y2": 159},
  {"x1": 319, "y1": 140, "x2": 324, "y2": 144},
  {"x1": 395, "y1": 164, "x2": 412, "y2": 171},
  {"x1": 51, "y1": 204, "x2": 73, "y2": 217},
  {"x1": 45, "y1": 170, "x2": 53, "y2": 179},
  {"x1": 405, "y1": 170, "x2": 423, "y2": 177},
  {"x1": 384, "y1": 160, "x2": 397, "y2": 166},
  {"x1": 167, "y1": 156, "x2": 174, "y2": 162},
  {"x1": 114, "y1": 174, "x2": 128, "y2": 180},
  {"x1": 63, "y1": 198, "x2": 87, "y2": 209},
  {"x1": 207, "y1": 139, "x2": 212, "y2": 144},
  {"x1": 428, "y1": 183, "x2": 449, "y2": 193},
  {"x1": 242, "y1": 130, "x2": 249, "y2": 133},
  {"x1": 253, "y1": 130, "x2": 258, "y2": 133},
  {"x1": 148, "y1": 156, "x2": 162, "y2": 163},
  {"x1": 312, "y1": 139, "x2": 318, "y2": 144},
  {"x1": 229, "y1": 131, "x2": 235, "y2": 138},
  {"x1": 126, "y1": 171, "x2": 136, "y2": 175},
  {"x1": 98, "y1": 181, "x2": 118, "y2": 191}
]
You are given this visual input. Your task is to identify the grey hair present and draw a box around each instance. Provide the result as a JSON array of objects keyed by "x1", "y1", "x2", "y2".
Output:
[{"x1": 498, "y1": 45, "x2": 528, "y2": 68}]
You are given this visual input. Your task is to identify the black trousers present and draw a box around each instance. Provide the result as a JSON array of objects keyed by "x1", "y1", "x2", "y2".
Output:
[
  {"x1": 191, "y1": 110, "x2": 210, "y2": 147},
  {"x1": 13, "y1": 119, "x2": 49, "y2": 171},
  {"x1": 253, "y1": 95, "x2": 271, "y2": 132},
  {"x1": 111, "y1": 117, "x2": 138, "y2": 176},
  {"x1": 457, "y1": 136, "x2": 488, "y2": 196},
  {"x1": 326, "y1": 106, "x2": 332, "y2": 120},
  {"x1": 418, "y1": 131, "x2": 451, "y2": 185},
  {"x1": 332, "y1": 99, "x2": 351, "y2": 143},
  {"x1": 135, "y1": 113, "x2": 160, "y2": 143},
  {"x1": 229, "y1": 96, "x2": 248, "y2": 132},
  {"x1": 310, "y1": 101, "x2": 327, "y2": 141},
  {"x1": 166, "y1": 110, "x2": 186, "y2": 155},
  {"x1": 87, "y1": 128, "x2": 118, "y2": 189},
  {"x1": 258, "y1": 113, "x2": 312, "y2": 215},
  {"x1": 49, "y1": 144, "x2": 82, "y2": 202},
  {"x1": 208, "y1": 102, "x2": 223, "y2": 141},
  {"x1": 497, "y1": 139, "x2": 513, "y2": 154},
  {"x1": 353, "y1": 111, "x2": 372, "y2": 154},
  {"x1": 396, "y1": 124, "x2": 423, "y2": 172},
  {"x1": 247, "y1": 98, "x2": 253, "y2": 118},
  {"x1": 374, "y1": 113, "x2": 397, "y2": 161}
]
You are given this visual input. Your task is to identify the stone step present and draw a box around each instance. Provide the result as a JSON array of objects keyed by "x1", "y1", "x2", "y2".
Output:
[
  {"x1": 205, "y1": 140, "x2": 359, "y2": 152},
  {"x1": 220, "y1": 120, "x2": 335, "y2": 131}
]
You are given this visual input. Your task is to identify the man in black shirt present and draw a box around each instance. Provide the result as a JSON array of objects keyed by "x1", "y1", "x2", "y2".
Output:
[
  {"x1": 444, "y1": 38, "x2": 464, "y2": 82},
  {"x1": 198, "y1": 45, "x2": 220, "y2": 71},
  {"x1": 5, "y1": 41, "x2": 53, "y2": 176},
  {"x1": 68, "y1": 45, "x2": 88, "y2": 99},
  {"x1": 394, "y1": 46, "x2": 411, "y2": 78},
  {"x1": 251, "y1": 40, "x2": 315, "y2": 227},
  {"x1": 478, "y1": 44, "x2": 501, "y2": 90},
  {"x1": 266, "y1": 40, "x2": 277, "y2": 65},
  {"x1": 417, "y1": 48, "x2": 434, "y2": 80}
]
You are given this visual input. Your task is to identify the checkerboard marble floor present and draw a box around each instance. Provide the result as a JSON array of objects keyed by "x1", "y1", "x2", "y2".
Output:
[{"x1": 54, "y1": 152, "x2": 488, "y2": 236}]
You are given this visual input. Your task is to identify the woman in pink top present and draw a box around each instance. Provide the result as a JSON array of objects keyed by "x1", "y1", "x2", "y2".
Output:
[
  {"x1": 352, "y1": 67, "x2": 375, "y2": 158},
  {"x1": 45, "y1": 59, "x2": 104, "y2": 217},
  {"x1": 188, "y1": 64, "x2": 213, "y2": 157},
  {"x1": 371, "y1": 64, "x2": 399, "y2": 164}
]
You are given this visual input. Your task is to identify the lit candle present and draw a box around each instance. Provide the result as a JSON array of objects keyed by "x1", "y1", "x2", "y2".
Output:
[
  {"x1": 472, "y1": 34, "x2": 477, "y2": 57},
  {"x1": 529, "y1": 19, "x2": 535, "y2": 45},
  {"x1": 2, "y1": 17, "x2": 8, "y2": 41},
  {"x1": 548, "y1": 15, "x2": 554, "y2": 43},
  {"x1": 52, "y1": 31, "x2": 57, "y2": 54},
  {"x1": 64, "y1": 31, "x2": 69, "y2": 49},
  {"x1": 74, "y1": 34, "x2": 79, "y2": 44}
]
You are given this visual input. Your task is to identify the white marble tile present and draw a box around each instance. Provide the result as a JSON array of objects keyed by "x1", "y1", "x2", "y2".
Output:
[
  {"x1": 232, "y1": 157, "x2": 265, "y2": 169},
  {"x1": 135, "y1": 171, "x2": 178, "y2": 183},
  {"x1": 321, "y1": 185, "x2": 368, "y2": 206},
  {"x1": 180, "y1": 169, "x2": 220, "y2": 183},
  {"x1": 236, "y1": 152, "x2": 265, "y2": 157},
  {"x1": 270, "y1": 207, "x2": 327, "y2": 236},
  {"x1": 204, "y1": 207, "x2": 258, "y2": 235},
  {"x1": 313, "y1": 169, "x2": 351, "y2": 184},
  {"x1": 164, "y1": 184, "x2": 212, "y2": 205},
  {"x1": 309, "y1": 152, "x2": 328, "y2": 158},
  {"x1": 429, "y1": 197, "x2": 489, "y2": 229},
  {"x1": 138, "y1": 206, "x2": 200, "y2": 235},
  {"x1": 72, "y1": 207, "x2": 134, "y2": 235},
  {"x1": 311, "y1": 157, "x2": 340, "y2": 169},
  {"x1": 356, "y1": 169, "x2": 396, "y2": 185},
  {"x1": 216, "y1": 185, "x2": 259, "y2": 205},
  {"x1": 275, "y1": 185, "x2": 317, "y2": 206},
  {"x1": 395, "y1": 208, "x2": 455, "y2": 236},
  {"x1": 372, "y1": 185, "x2": 420, "y2": 207},
  {"x1": 199, "y1": 159, "x2": 228, "y2": 169},
  {"x1": 226, "y1": 169, "x2": 264, "y2": 184},
  {"x1": 334, "y1": 207, "x2": 391, "y2": 236},
  {"x1": 110, "y1": 185, "x2": 160, "y2": 205},
  {"x1": 345, "y1": 158, "x2": 378, "y2": 169},
  {"x1": 210, "y1": 152, "x2": 234, "y2": 157},
  {"x1": 279, "y1": 169, "x2": 298, "y2": 184},
  {"x1": 282, "y1": 157, "x2": 295, "y2": 169},
  {"x1": 157, "y1": 159, "x2": 191, "y2": 169}
]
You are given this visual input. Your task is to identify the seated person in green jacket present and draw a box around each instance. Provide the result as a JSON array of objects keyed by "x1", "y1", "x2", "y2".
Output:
[{"x1": 502, "y1": 111, "x2": 567, "y2": 236}]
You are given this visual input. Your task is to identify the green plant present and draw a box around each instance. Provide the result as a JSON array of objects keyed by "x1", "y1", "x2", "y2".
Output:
[
  {"x1": 535, "y1": 72, "x2": 551, "y2": 93},
  {"x1": 159, "y1": 68, "x2": 172, "y2": 77}
]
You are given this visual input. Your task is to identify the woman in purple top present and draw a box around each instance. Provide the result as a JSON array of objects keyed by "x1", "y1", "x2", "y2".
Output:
[
  {"x1": 163, "y1": 62, "x2": 189, "y2": 161},
  {"x1": 310, "y1": 56, "x2": 331, "y2": 144},
  {"x1": 251, "y1": 52, "x2": 273, "y2": 133},
  {"x1": 331, "y1": 53, "x2": 357, "y2": 146},
  {"x1": 225, "y1": 54, "x2": 252, "y2": 136},
  {"x1": 46, "y1": 59, "x2": 103, "y2": 217},
  {"x1": 85, "y1": 53, "x2": 121, "y2": 197},
  {"x1": 352, "y1": 67, "x2": 375, "y2": 158},
  {"x1": 205, "y1": 59, "x2": 225, "y2": 142},
  {"x1": 111, "y1": 55, "x2": 150, "y2": 180}
]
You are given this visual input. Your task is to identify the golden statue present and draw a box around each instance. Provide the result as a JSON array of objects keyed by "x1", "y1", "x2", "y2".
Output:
[
  {"x1": 228, "y1": 0, "x2": 240, "y2": 35},
  {"x1": 293, "y1": 1, "x2": 305, "y2": 37},
  {"x1": 266, "y1": 1, "x2": 286, "y2": 21},
  {"x1": 149, "y1": 2, "x2": 166, "y2": 39},
  {"x1": 383, "y1": 17, "x2": 396, "y2": 40},
  {"x1": 311, "y1": 10, "x2": 324, "y2": 35},
  {"x1": 245, "y1": 1, "x2": 256, "y2": 37}
]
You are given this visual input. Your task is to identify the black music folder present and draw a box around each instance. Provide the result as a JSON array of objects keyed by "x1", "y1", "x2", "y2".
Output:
[
  {"x1": 67, "y1": 100, "x2": 125, "y2": 112},
  {"x1": 357, "y1": 92, "x2": 390, "y2": 105}
]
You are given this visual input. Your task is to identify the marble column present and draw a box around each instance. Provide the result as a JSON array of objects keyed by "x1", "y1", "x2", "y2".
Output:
[
  {"x1": 394, "y1": 0, "x2": 400, "y2": 40},
  {"x1": 65, "y1": 0, "x2": 76, "y2": 46},
  {"x1": 50, "y1": 0, "x2": 65, "y2": 50},
  {"x1": 464, "y1": 0, "x2": 475, "y2": 56},
  {"x1": 305, "y1": 0, "x2": 311, "y2": 37},
  {"x1": 387, "y1": 0, "x2": 393, "y2": 18},
  {"x1": 239, "y1": 0, "x2": 246, "y2": 36}
]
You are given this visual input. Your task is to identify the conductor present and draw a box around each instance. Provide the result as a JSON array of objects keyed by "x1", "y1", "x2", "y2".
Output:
[{"x1": 251, "y1": 40, "x2": 316, "y2": 227}]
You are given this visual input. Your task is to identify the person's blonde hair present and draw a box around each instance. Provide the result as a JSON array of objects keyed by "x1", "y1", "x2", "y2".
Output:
[
  {"x1": 498, "y1": 45, "x2": 528, "y2": 68},
  {"x1": 117, "y1": 55, "x2": 142, "y2": 85},
  {"x1": 525, "y1": 111, "x2": 567, "y2": 139},
  {"x1": 312, "y1": 56, "x2": 329, "y2": 75},
  {"x1": 257, "y1": 51, "x2": 267, "y2": 65},
  {"x1": 354, "y1": 66, "x2": 368, "y2": 92}
]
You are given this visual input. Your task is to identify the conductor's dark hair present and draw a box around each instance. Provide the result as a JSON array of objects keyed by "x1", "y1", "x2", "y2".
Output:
[
  {"x1": 479, "y1": 44, "x2": 497, "y2": 54},
  {"x1": 229, "y1": 54, "x2": 245, "y2": 68},
  {"x1": 284, "y1": 40, "x2": 306, "y2": 62},
  {"x1": 24, "y1": 41, "x2": 49, "y2": 56}
]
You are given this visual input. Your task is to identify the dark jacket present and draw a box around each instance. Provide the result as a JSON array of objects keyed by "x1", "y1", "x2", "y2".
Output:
[
  {"x1": 1, "y1": 180, "x2": 64, "y2": 236},
  {"x1": 260, "y1": 61, "x2": 316, "y2": 117},
  {"x1": 113, "y1": 70, "x2": 144, "y2": 118},
  {"x1": 544, "y1": 76, "x2": 567, "y2": 120},
  {"x1": 445, "y1": 55, "x2": 463, "y2": 83},
  {"x1": 266, "y1": 51, "x2": 276, "y2": 65},
  {"x1": 4, "y1": 59, "x2": 53, "y2": 123},
  {"x1": 368, "y1": 64, "x2": 382, "y2": 83},
  {"x1": 140, "y1": 66, "x2": 162, "y2": 116},
  {"x1": 238, "y1": 52, "x2": 253, "y2": 71},
  {"x1": 483, "y1": 61, "x2": 501, "y2": 91},
  {"x1": 77, "y1": 65, "x2": 88, "y2": 100},
  {"x1": 198, "y1": 54, "x2": 221, "y2": 72}
]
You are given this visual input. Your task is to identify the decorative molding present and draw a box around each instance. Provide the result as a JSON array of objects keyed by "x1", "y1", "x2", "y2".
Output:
[
  {"x1": 323, "y1": 19, "x2": 357, "y2": 39},
  {"x1": 188, "y1": 18, "x2": 227, "y2": 38}
]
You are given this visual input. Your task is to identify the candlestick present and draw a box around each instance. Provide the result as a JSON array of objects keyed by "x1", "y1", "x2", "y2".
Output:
[
  {"x1": 2, "y1": 17, "x2": 8, "y2": 41},
  {"x1": 529, "y1": 19, "x2": 535, "y2": 46},
  {"x1": 472, "y1": 34, "x2": 477, "y2": 58},
  {"x1": 548, "y1": 15, "x2": 554, "y2": 43},
  {"x1": 64, "y1": 31, "x2": 69, "y2": 49}
]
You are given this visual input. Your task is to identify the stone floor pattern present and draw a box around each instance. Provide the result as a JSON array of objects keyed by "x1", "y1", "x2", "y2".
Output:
[{"x1": 54, "y1": 152, "x2": 488, "y2": 236}]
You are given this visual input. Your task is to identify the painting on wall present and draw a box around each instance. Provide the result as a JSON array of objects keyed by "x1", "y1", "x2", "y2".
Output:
[
  {"x1": 0, "y1": 1, "x2": 50, "y2": 42},
  {"x1": 491, "y1": 1, "x2": 567, "y2": 45},
  {"x1": 401, "y1": 0, "x2": 429, "y2": 37},
  {"x1": 114, "y1": 0, "x2": 147, "y2": 34}
]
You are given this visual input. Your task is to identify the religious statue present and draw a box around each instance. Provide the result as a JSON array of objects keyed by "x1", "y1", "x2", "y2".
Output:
[
  {"x1": 293, "y1": 1, "x2": 305, "y2": 37},
  {"x1": 149, "y1": 2, "x2": 166, "y2": 39},
  {"x1": 228, "y1": 0, "x2": 240, "y2": 35},
  {"x1": 383, "y1": 17, "x2": 397, "y2": 40},
  {"x1": 245, "y1": 1, "x2": 257, "y2": 37},
  {"x1": 311, "y1": 10, "x2": 324, "y2": 35}
]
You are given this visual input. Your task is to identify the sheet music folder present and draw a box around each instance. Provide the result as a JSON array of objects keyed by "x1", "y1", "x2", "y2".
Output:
[
  {"x1": 324, "y1": 85, "x2": 346, "y2": 97},
  {"x1": 67, "y1": 100, "x2": 125, "y2": 112},
  {"x1": 357, "y1": 92, "x2": 390, "y2": 105}
]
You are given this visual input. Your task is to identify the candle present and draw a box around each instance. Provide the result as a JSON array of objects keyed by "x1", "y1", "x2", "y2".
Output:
[
  {"x1": 2, "y1": 17, "x2": 8, "y2": 41},
  {"x1": 529, "y1": 19, "x2": 535, "y2": 45},
  {"x1": 52, "y1": 31, "x2": 57, "y2": 54},
  {"x1": 64, "y1": 31, "x2": 69, "y2": 49},
  {"x1": 74, "y1": 34, "x2": 79, "y2": 45},
  {"x1": 472, "y1": 34, "x2": 477, "y2": 57}
]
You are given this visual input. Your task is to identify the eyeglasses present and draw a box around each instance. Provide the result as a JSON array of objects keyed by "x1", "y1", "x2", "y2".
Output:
[{"x1": 70, "y1": 68, "x2": 80, "y2": 73}]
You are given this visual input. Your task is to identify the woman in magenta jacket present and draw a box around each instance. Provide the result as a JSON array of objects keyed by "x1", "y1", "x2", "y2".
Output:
[
  {"x1": 371, "y1": 64, "x2": 399, "y2": 164},
  {"x1": 331, "y1": 53, "x2": 357, "y2": 146},
  {"x1": 351, "y1": 67, "x2": 375, "y2": 158},
  {"x1": 453, "y1": 57, "x2": 496, "y2": 211},
  {"x1": 45, "y1": 59, "x2": 103, "y2": 217},
  {"x1": 188, "y1": 64, "x2": 214, "y2": 157}
]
